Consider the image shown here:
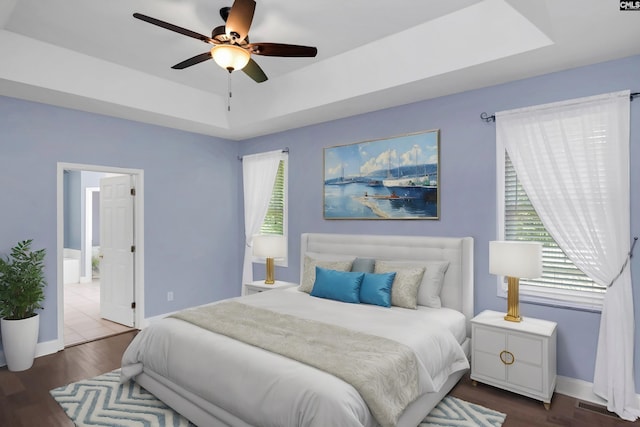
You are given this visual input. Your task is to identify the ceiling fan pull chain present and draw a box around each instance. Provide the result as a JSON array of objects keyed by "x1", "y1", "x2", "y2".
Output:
[{"x1": 227, "y1": 71, "x2": 232, "y2": 112}]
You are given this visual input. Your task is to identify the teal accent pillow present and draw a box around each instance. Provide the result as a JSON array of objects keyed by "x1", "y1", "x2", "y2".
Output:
[
  {"x1": 351, "y1": 257, "x2": 376, "y2": 273},
  {"x1": 310, "y1": 267, "x2": 364, "y2": 303},
  {"x1": 360, "y1": 272, "x2": 396, "y2": 307}
]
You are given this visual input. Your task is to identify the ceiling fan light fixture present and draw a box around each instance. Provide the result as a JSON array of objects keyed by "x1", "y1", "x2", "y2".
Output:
[
  {"x1": 211, "y1": 45, "x2": 250, "y2": 71},
  {"x1": 133, "y1": 0, "x2": 316, "y2": 83}
]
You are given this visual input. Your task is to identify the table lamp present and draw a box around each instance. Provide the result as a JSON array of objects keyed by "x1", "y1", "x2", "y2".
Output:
[
  {"x1": 252, "y1": 235, "x2": 286, "y2": 284},
  {"x1": 489, "y1": 241, "x2": 542, "y2": 322}
]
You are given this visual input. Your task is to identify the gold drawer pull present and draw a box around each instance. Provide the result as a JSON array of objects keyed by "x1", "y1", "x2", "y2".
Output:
[{"x1": 499, "y1": 350, "x2": 515, "y2": 365}]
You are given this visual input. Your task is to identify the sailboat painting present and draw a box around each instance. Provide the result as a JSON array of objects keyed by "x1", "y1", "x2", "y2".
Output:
[{"x1": 323, "y1": 129, "x2": 440, "y2": 220}]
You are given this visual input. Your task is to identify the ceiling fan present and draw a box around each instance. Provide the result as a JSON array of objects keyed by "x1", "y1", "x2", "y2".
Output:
[{"x1": 133, "y1": 0, "x2": 318, "y2": 83}]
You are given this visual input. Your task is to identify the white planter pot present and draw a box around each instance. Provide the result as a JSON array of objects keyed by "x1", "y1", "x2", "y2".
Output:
[{"x1": 1, "y1": 314, "x2": 40, "y2": 372}]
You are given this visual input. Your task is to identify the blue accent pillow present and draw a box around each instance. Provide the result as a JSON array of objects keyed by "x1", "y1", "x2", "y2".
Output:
[
  {"x1": 359, "y1": 272, "x2": 396, "y2": 307},
  {"x1": 310, "y1": 267, "x2": 364, "y2": 304},
  {"x1": 351, "y1": 257, "x2": 375, "y2": 273}
]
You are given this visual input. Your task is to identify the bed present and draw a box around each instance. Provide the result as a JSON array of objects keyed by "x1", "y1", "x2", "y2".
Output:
[{"x1": 121, "y1": 233, "x2": 474, "y2": 427}]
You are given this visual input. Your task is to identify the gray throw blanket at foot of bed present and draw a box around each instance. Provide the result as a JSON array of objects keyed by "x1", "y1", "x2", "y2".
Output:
[{"x1": 171, "y1": 301, "x2": 420, "y2": 427}]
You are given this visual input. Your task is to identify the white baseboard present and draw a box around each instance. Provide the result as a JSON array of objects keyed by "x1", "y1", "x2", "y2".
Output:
[
  {"x1": 0, "y1": 313, "x2": 171, "y2": 368},
  {"x1": 0, "y1": 338, "x2": 62, "y2": 368},
  {"x1": 36, "y1": 338, "x2": 63, "y2": 358},
  {"x1": 556, "y1": 375, "x2": 607, "y2": 405},
  {"x1": 555, "y1": 375, "x2": 640, "y2": 408}
]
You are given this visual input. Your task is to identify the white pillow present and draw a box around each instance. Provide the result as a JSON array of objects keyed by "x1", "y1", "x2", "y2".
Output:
[
  {"x1": 299, "y1": 255, "x2": 354, "y2": 293},
  {"x1": 418, "y1": 261, "x2": 450, "y2": 308}
]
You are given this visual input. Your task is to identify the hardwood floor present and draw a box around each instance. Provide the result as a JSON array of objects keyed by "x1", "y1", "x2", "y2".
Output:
[
  {"x1": 450, "y1": 375, "x2": 638, "y2": 427},
  {"x1": 0, "y1": 330, "x2": 137, "y2": 427},
  {"x1": 0, "y1": 330, "x2": 637, "y2": 426}
]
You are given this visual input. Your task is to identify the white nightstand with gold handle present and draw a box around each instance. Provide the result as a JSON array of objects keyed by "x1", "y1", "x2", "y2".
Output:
[{"x1": 471, "y1": 310, "x2": 557, "y2": 410}]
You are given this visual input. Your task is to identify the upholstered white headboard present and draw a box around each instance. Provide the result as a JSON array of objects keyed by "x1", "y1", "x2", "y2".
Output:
[{"x1": 300, "y1": 233, "x2": 474, "y2": 336}]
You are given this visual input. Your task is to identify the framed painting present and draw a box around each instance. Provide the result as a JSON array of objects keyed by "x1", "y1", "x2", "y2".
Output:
[{"x1": 323, "y1": 129, "x2": 440, "y2": 220}]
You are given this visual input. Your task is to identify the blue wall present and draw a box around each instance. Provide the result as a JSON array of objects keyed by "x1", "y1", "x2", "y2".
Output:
[
  {"x1": 1, "y1": 54, "x2": 638, "y2": 391},
  {"x1": 79, "y1": 171, "x2": 106, "y2": 277},
  {"x1": 63, "y1": 170, "x2": 106, "y2": 276},
  {"x1": 0, "y1": 97, "x2": 243, "y2": 345},
  {"x1": 240, "y1": 55, "x2": 640, "y2": 389},
  {"x1": 63, "y1": 170, "x2": 81, "y2": 249}
]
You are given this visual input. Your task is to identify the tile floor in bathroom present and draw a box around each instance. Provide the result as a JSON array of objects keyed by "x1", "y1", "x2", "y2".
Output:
[{"x1": 64, "y1": 280, "x2": 133, "y2": 347}]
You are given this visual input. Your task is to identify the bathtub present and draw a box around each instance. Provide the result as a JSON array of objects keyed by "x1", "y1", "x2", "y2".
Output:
[{"x1": 63, "y1": 248, "x2": 81, "y2": 284}]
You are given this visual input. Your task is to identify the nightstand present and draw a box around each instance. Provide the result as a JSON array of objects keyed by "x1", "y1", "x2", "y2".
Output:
[
  {"x1": 470, "y1": 310, "x2": 557, "y2": 409},
  {"x1": 243, "y1": 280, "x2": 297, "y2": 296}
]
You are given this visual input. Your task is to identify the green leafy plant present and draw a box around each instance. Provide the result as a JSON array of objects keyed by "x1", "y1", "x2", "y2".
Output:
[
  {"x1": 92, "y1": 255, "x2": 100, "y2": 274},
  {"x1": 0, "y1": 240, "x2": 47, "y2": 320}
]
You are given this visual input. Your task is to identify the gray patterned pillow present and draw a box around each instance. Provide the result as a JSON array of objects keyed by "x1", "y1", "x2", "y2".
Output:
[
  {"x1": 374, "y1": 261, "x2": 425, "y2": 309},
  {"x1": 299, "y1": 255, "x2": 354, "y2": 293}
]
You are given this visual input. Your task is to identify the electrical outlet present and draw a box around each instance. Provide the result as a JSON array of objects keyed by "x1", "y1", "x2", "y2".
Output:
[{"x1": 167, "y1": 291, "x2": 174, "y2": 301}]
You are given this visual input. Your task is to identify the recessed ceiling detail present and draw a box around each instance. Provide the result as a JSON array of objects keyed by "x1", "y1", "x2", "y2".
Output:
[{"x1": 1, "y1": 0, "x2": 639, "y2": 140}]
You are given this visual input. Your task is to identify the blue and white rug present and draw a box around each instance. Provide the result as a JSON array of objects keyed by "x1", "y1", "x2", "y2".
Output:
[
  {"x1": 50, "y1": 369, "x2": 195, "y2": 427},
  {"x1": 420, "y1": 396, "x2": 506, "y2": 426},
  {"x1": 51, "y1": 369, "x2": 505, "y2": 427}
]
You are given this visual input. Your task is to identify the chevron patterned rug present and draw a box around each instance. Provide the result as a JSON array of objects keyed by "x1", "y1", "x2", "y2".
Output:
[
  {"x1": 51, "y1": 369, "x2": 505, "y2": 427},
  {"x1": 50, "y1": 369, "x2": 195, "y2": 427},
  {"x1": 420, "y1": 396, "x2": 506, "y2": 426}
]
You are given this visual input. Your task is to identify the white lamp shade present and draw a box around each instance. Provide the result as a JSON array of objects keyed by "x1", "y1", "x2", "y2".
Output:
[
  {"x1": 489, "y1": 241, "x2": 542, "y2": 278},
  {"x1": 211, "y1": 45, "x2": 251, "y2": 71},
  {"x1": 252, "y1": 235, "x2": 286, "y2": 259}
]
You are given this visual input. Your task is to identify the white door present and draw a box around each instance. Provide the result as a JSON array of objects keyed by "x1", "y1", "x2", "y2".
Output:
[{"x1": 99, "y1": 175, "x2": 135, "y2": 327}]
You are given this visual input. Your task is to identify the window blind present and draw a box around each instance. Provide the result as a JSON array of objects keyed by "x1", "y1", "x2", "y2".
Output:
[
  {"x1": 260, "y1": 159, "x2": 285, "y2": 235},
  {"x1": 504, "y1": 152, "x2": 605, "y2": 295}
]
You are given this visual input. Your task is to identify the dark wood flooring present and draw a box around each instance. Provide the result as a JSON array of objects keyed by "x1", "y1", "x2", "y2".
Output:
[
  {"x1": 0, "y1": 330, "x2": 637, "y2": 426},
  {"x1": 0, "y1": 331, "x2": 137, "y2": 427},
  {"x1": 450, "y1": 375, "x2": 639, "y2": 427}
]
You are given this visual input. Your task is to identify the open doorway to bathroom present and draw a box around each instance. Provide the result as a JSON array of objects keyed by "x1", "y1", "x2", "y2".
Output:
[{"x1": 59, "y1": 165, "x2": 143, "y2": 347}]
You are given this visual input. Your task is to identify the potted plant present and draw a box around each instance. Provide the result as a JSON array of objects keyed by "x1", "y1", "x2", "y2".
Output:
[{"x1": 0, "y1": 239, "x2": 46, "y2": 372}]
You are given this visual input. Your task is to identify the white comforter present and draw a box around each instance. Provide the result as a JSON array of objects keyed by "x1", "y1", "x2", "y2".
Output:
[{"x1": 121, "y1": 288, "x2": 469, "y2": 427}]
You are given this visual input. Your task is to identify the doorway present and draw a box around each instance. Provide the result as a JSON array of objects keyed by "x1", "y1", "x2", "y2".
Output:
[{"x1": 56, "y1": 163, "x2": 145, "y2": 350}]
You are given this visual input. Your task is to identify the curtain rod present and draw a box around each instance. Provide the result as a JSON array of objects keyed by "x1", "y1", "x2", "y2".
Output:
[
  {"x1": 480, "y1": 92, "x2": 640, "y2": 123},
  {"x1": 238, "y1": 147, "x2": 289, "y2": 161}
]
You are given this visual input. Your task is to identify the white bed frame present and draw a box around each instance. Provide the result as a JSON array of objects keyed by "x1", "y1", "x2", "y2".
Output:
[{"x1": 136, "y1": 233, "x2": 474, "y2": 427}]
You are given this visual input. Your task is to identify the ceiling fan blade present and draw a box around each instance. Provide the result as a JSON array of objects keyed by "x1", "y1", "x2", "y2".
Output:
[
  {"x1": 225, "y1": 0, "x2": 255, "y2": 43},
  {"x1": 133, "y1": 13, "x2": 216, "y2": 45},
  {"x1": 171, "y1": 52, "x2": 213, "y2": 69},
  {"x1": 219, "y1": 7, "x2": 231, "y2": 22},
  {"x1": 242, "y1": 58, "x2": 268, "y2": 83},
  {"x1": 248, "y1": 43, "x2": 317, "y2": 57}
]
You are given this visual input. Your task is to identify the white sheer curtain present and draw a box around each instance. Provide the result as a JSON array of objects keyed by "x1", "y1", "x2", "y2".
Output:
[
  {"x1": 496, "y1": 90, "x2": 639, "y2": 421},
  {"x1": 241, "y1": 150, "x2": 284, "y2": 286}
]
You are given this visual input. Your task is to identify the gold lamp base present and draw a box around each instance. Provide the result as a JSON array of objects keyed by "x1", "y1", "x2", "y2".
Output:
[
  {"x1": 264, "y1": 257, "x2": 275, "y2": 284},
  {"x1": 504, "y1": 276, "x2": 522, "y2": 322}
]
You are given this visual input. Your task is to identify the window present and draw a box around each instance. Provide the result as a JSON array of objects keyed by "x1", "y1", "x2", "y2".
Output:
[
  {"x1": 260, "y1": 159, "x2": 286, "y2": 235},
  {"x1": 498, "y1": 151, "x2": 605, "y2": 310},
  {"x1": 258, "y1": 157, "x2": 288, "y2": 265}
]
